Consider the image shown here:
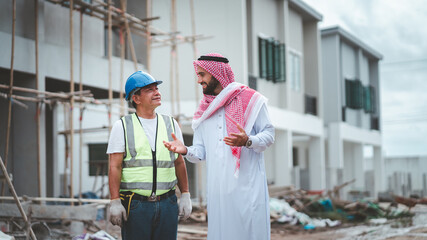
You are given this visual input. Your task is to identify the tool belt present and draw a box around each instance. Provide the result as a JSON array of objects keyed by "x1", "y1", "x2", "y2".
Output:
[{"x1": 120, "y1": 190, "x2": 176, "y2": 217}]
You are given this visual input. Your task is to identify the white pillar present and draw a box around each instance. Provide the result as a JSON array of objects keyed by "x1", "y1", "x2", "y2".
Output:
[
  {"x1": 275, "y1": 130, "x2": 292, "y2": 186},
  {"x1": 373, "y1": 146, "x2": 384, "y2": 197},
  {"x1": 328, "y1": 123, "x2": 343, "y2": 189},
  {"x1": 353, "y1": 143, "x2": 365, "y2": 190},
  {"x1": 309, "y1": 136, "x2": 326, "y2": 190}
]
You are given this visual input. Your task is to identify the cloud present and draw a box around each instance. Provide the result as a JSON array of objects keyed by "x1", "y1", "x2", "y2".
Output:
[{"x1": 304, "y1": 0, "x2": 427, "y2": 156}]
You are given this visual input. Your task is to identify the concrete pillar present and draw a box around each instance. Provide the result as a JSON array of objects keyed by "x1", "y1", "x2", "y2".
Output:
[
  {"x1": 373, "y1": 146, "x2": 384, "y2": 197},
  {"x1": 275, "y1": 130, "x2": 292, "y2": 186},
  {"x1": 327, "y1": 123, "x2": 343, "y2": 189},
  {"x1": 36, "y1": 0, "x2": 47, "y2": 197},
  {"x1": 309, "y1": 136, "x2": 326, "y2": 190},
  {"x1": 353, "y1": 143, "x2": 365, "y2": 190}
]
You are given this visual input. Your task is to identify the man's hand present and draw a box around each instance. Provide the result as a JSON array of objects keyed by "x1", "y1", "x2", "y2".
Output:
[
  {"x1": 179, "y1": 192, "x2": 192, "y2": 220},
  {"x1": 223, "y1": 122, "x2": 249, "y2": 147},
  {"x1": 109, "y1": 198, "x2": 127, "y2": 227},
  {"x1": 163, "y1": 133, "x2": 188, "y2": 155}
]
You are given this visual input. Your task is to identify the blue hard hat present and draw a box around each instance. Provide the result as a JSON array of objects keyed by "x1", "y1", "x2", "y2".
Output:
[{"x1": 125, "y1": 71, "x2": 162, "y2": 101}]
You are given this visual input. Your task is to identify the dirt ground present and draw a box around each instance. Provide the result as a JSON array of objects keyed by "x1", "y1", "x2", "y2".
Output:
[
  {"x1": 88, "y1": 204, "x2": 427, "y2": 240},
  {"x1": 176, "y1": 204, "x2": 427, "y2": 240}
]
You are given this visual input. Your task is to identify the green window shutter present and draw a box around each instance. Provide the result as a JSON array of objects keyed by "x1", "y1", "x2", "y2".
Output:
[
  {"x1": 273, "y1": 41, "x2": 280, "y2": 82},
  {"x1": 346, "y1": 79, "x2": 363, "y2": 109},
  {"x1": 369, "y1": 86, "x2": 376, "y2": 114},
  {"x1": 345, "y1": 79, "x2": 352, "y2": 108},
  {"x1": 275, "y1": 43, "x2": 286, "y2": 82},
  {"x1": 353, "y1": 80, "x2": 363, "y2": 109},
  {"x1": 363, "y1": 86, "x2": 372, "y2": 113},
  {"x1": 258, "y1": 37, "x2": 267, "y2": 78},
  {"x1": 266, "y1": 38, "x2": 274, "y2": 80}
]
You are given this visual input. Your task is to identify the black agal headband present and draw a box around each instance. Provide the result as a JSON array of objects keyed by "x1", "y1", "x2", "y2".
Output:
[{"x1": 198, "y1": 55, "x2": 229, "y2": 63}]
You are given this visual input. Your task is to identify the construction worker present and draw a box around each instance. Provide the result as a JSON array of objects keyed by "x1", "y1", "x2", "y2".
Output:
[
  {"x1": 164, "y1": 53, "x2": 275, "y2": 240},
  {"x1": 107, "y1": 71, "x2": 192, "y2": 239}
]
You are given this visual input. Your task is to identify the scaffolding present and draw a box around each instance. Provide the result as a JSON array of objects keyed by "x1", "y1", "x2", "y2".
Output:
[{"x1": 0, "y1": 0, "x2": 207, "y2": 237}]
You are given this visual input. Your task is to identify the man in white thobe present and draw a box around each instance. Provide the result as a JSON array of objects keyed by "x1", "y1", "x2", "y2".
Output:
[{"x1": 164, "y1": 53, "x2": 275, "y2": 240}]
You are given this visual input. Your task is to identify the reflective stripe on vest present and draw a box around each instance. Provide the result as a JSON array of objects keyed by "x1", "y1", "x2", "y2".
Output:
[{"x1": 120, "y1": 113, "x2": 178, "y2": 196}]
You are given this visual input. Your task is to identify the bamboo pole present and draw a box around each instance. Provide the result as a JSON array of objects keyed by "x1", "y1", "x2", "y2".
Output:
[
  {"x1": 35, "y1": 0, "x2": 42, "y2": 199},
  {"x1": 0, "y1": 93, "x2": 28, "y2": 108},
  {"x1": 0, "y1": 195, "x2": 110, "y2": 204},
  {"x1": 189, "y1": 0, "x2": 200, "y2": 105},
  {"x1": 2, "y1": 0, "x2": 16, "y2": 197},
  {"x1": 171, "y1": 0, "x2": 181, "y2": 119},
  {"x1": 0, "y1": 84, "x2": 90, "y2": 98},
  {"x1": 189, "y1": 0, "x2": 203, "y2": 208},
  {"x1": 119, "y1": 26, "x2": 125, "y2": 116},
  {"x1": 63, "y1": 105, "x2": 69, "y2": 197},
  {"x1": 120, "y1": 0, "x2": 138, "y2": 71},
  {"x1": 0, "y1": 156, "x2": 37, "y2": 240},
  {"x1": 169, "y1": 0, "x2": 176, "y2": 117},
  {"x1": 69, "y1": 0, "x2": 75, "y2": 204},
  {"x1": 78, "y1": 5, "x2": 84, "y2": 202},
  {"x1": 146, "y1": 0, "x2": 152, "y2": 73},
  {"x1": 108, "y1": 0, "x2": 113, "y2": 134}
]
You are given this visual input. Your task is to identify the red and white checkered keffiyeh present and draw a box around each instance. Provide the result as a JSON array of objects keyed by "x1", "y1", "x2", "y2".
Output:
[{"x1": 192, "y1": 53, "x2": 262, "y2": 177}]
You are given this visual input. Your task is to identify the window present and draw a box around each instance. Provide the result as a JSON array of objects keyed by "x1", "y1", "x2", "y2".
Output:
[
  {"x1": 258, "y1": 37, "x2": 267, "y2": 79},
  {"x1": 305, "y1": 94, "x2": 317, "y2": 115},
  {"x1": 248, "y1": 75, "x2": 257, "y2": 90},
  {"x1": 363, "y1": 86, "x2": 376, "y2": 113},
  {"x1": 345, "y1": 79, "x2": 363, "y2": 109},
  {"x1": 289, "y1": 51, "x2": 301, "y2": 91},
  {"x1": 276, "y1": 43, "x2": 286, "y2": 82},
  {"x1": 258, "y1": 36, "x2": 286, "y2": 82},
  {"x1": 88, "y1": 143, "x2": 108, "y2": 176},
  {"x1": 266, "y1": 38, "x2": 275, "y2": 80}
]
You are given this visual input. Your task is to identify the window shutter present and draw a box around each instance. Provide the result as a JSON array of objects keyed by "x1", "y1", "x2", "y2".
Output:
[
  {"x1": 345, "y1": 79, "x2": 363, "y2": 109},
  {"x1": 266, "y1": 38, "x2": 274, "y2": 80},
  {"x1": 354, "y1": 80, "x2": 363, "y2": 109},
  {"x1": 275, "y1": 43, "x2": 286, "y2": 82},
  {"x1": 258, "y1": 37, "x2": 267, "y2": 78},
  {"x1": 363, "y1": 86, "x2": 372, "y2": 113},
  {"x1": 248, "y1": 75, "x2": 257, "y2": 90}
]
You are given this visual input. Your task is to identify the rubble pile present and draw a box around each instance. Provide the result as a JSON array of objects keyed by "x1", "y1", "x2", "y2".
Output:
[{"x1": 267, "y1": 182, "x2": 424, "y2": 231}]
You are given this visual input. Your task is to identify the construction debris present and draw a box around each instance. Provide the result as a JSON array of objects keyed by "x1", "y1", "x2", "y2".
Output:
[{"x1": 266, "y1": 184, "x2": 418, "y2": 231}]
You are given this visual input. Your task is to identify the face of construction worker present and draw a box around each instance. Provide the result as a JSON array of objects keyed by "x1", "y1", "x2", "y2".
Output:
[
  {"x1": 196, "y1": 65, "x2": 222, "y2": 96},
  {"x1": 132, "y1": 83, "x2": 161, "y2": 108}
]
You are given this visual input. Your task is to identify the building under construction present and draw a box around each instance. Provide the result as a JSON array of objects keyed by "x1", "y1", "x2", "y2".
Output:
[
  {"x1": 0, "y1": 0, "x2": 205, "y2": 238},
  {"x1": 4, "y1": 0, "x2": 422, "y2": 239}
]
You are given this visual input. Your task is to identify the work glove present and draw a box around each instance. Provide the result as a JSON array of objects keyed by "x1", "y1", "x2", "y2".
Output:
[
  {"x1": 109, "y1": 198, "x2": 127, "y2": 227},
  {"x1": 178, "y1": 192, "x2": 192, "y2": 220}
]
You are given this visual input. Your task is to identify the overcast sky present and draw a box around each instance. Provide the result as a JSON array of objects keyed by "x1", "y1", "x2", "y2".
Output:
[{"x1": 303, "y1": 0, "x2": 427, "y2": 157}]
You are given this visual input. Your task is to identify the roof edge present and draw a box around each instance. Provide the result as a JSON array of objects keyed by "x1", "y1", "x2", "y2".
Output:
[{"x1": 321, "y1": 26, "x2": 383, "y2": 60}]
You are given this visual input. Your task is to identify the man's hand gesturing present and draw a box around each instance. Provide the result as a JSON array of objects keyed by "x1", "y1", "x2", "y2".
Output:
[
  {"x1": 163, "y1": 133, "x2": 188, "y2": 155},
  {"x1": 223, "y1": 122, "x2": 249, "y2": 147}
]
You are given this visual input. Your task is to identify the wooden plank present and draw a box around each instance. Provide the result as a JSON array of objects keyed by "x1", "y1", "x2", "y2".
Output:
[{"x1": 0, "y1": 203, "x2": 98, "y2": 221}]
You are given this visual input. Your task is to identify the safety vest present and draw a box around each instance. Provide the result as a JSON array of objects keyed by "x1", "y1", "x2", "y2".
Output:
[{"x1": 120, "y1": 113, "x2": 178, "y2": 196}]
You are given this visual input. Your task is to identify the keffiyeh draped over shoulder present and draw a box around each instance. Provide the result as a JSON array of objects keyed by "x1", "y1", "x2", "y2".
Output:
[{"x1": 192, "y1": 53, "x2": 266, "y2": 178}]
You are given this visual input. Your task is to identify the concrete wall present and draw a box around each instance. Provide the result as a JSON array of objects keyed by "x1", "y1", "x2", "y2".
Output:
[
  {"x1": 0, "y1": 69, "x2": 39, "y2": 196},
  {"x1": 385, "y1": 156, "x2": 427, "y2": 196},
  {"x1": 151, "y1": 0, "x2": 247, "y2": 105},
  {"x1": 288, "y1": 8, "x2": 304, "y2": 114},
  {"x1": 250, "y1": 0, "x2": 287, "y2": 109},
  {"x1": 321, "y1": 35, "x2": 341, "y2": 123}
]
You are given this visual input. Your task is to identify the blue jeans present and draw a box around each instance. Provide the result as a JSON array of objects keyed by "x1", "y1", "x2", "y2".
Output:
[{"x1": 121, "y1": 194, "x2": 179, "y2": 240}]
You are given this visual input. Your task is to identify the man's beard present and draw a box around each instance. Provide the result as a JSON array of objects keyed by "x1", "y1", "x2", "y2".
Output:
[{"x1": 203, "y1": 76, "x2": 221, "y2": 95}]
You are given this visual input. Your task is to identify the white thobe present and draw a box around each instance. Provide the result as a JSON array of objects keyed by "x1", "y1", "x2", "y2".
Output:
[{"x1": 185, "y1": 103, "x2": 275, "y2": 240}]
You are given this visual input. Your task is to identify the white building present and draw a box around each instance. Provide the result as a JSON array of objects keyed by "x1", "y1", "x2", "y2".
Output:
[
  {"x1": 385, "y1": 155, "x2": 427, "y2": 197},
  {"x1": 321, "y1": 26, "x2": 384, "y2": 199},
  {"x1": 151, "y1": 0, "x2": 325, "y2": 202},
  {"x1": 0, "y1": 0, "x2": 387, "y2": 202}
]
